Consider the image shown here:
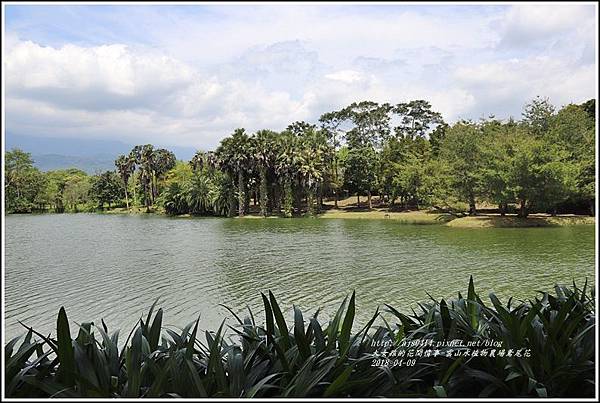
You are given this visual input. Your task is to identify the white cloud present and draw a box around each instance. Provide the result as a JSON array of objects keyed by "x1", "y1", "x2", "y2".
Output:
[
  {"x1": 453, "y1": 55, "x2": 596, "y2": 119},
  {"x1": 5, "y1": 40, "x2": 194, "y2": 110},
  {"x1": 325, "y1": 70, "x2": 365, "y2": 83},
  {"x1": 3, "y1": 4, "x2": 597, "y2": 149}
]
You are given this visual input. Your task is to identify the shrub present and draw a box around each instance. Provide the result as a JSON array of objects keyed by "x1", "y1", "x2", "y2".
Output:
[{"x1": 5, "y1": 278, "x2": 595, "y2": 398}]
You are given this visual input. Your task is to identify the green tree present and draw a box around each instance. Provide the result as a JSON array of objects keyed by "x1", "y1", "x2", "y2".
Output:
[
  {"x1": 439, "y1": 121, "x2": 487, "y2": 215},
  {"x1": 546, "y1": 104, "x2": 594, "y2": 214},
  {"x1": 344, "y1": 146, "x2": 379, "y2": 208},
  {"x1": 253, "y1": 130, "x2": 278, "y2": 217},
  {"x1": 4, "y1": 149, "x2": 47, "y2": 213},
  {"x1": 115, "y1": 154, "x2": 135, "y2": 210},
  {"x1": 152, "y1": 148, "x2": 177, "y2": 201},
  {"x1": 508, "y1": 135, "x2": 577, "y2": 217},
  {"x1": 393, "y1": 100, "x2": 443, "y2": 139},
  {"x1": 522, "y1": 96, "x2": 556, "y2": 137},
  {"x1": 480, "y1": 121, "x2": 516, "y2": 215},
  {"x1": 215, "y1": 128, "x2": 252, "y2": 217},
  {"x1": 275, "y1": 131, "x2": 300, "y2": 217},
  {"x1": 90, "y1": 171, "x2": 124, "y2": 209},
  {"x1": 319, "y1": 109, "x2": 348, "y2": 208}
]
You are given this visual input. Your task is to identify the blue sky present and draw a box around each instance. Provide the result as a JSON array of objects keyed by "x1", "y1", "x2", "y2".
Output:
[{"x1": 3, "y1": 3, "x2": 597, "y2": 149}]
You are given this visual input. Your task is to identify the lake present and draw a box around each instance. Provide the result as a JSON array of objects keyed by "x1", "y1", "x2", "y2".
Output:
[{"x1": 4, "y1": 213, "x2": 595, "y2": 340}]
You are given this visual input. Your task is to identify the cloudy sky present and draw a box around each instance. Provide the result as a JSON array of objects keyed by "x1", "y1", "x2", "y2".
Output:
[{"x1": 3, "y1": 3, "x2": 597, "y2": 150}]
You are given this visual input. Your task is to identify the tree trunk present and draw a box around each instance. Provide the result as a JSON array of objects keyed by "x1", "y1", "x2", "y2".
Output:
[
  {"x1": 333, "y1": 153, "x2": 339, "y2": 209},
  {"x1": 307, "y1": 187, "x2": 315, "y2": 216},
  {"x1": 150, "y1": 172, "x2": 157, "y2": 205},
  {"x1": 124, "y1": 187, "x2": 130, "y2": 211},
  {"x1": 294, "y1": 181, "x2": 302, "y2": 213},
  {"x1": 238, "y1": 170, "x2": 245, "y2": 217},
  {"x1": 499, "y1": 203, "x2": 505, "y2": 217},
  {"x1": 260, "y1": 166, "x2": 268, "y2": 217},
  {"x1": 367, "y1": 190, "x2": 372, "y2": 209},
  {"x1": 272, "y1": 183, "x2": 281, "y2": 214},
  {"x1": 132, "y1": 175, "x2": 137, "y2": 208},
  {"x1": 590, "y1": 200, "x2": 595, "y2": 217},
  {"x1": 468, "y1": 196, "x2": 476, "y2": 216},
  {"x1": 357, "y1": 194, "x2": 360, "y2": 207},
  {"x1": 283, "y1": 178, "x2": 293, "y2": 218},
  {"x1": 317, "y1": 183, "x2": 323, "y2": 213},
  {"x1": 228, "y1": 190, "x2": 236, "y2": 218},
  {"x1": 519, "y1": 199, "x2": 528, "y2": 218}
]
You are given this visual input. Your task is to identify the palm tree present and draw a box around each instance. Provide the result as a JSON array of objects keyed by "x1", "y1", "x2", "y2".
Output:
[
  {"x1": 298, "y1": 128, "x2": 329, "y2": 215},
  {"x1": 138, "y1": 144, "x2": 155, "y2": 212},
  {"x1": 186, "y1": 174, "x2": 214, "y2": 215},
  {"x1": 152, "y1": 148, "x2": 176, "y2": 200},
  {"x1": 254, "y1": 130, "x2": 277, "y2": 217},
  {"x1": 128, "y1": 146, "x2": 143, "y2": 208},
  {"x1": 215, "y1": 128, "x2": 251, "y2": 217},
  {"x1": 275, "y1": 131, "x2": 300, "y2": 217},
  {"x1": 115, "y1": 154, "x2": 135, "y2": 210}
]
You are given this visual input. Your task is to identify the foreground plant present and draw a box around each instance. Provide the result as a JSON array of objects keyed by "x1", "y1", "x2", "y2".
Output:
[{"x1": 5, "y1": 278, "x2": 595, "y2": 398}]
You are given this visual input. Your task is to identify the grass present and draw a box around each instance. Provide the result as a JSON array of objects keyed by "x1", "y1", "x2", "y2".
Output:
[
  {"x1": 317, "y1": 209, "x2": 453, "y2": 224},
  {"x1": 62, "y1": 196, "x2": 596, "y2": 228},
  {"x1": 5, "y1": 278, "x2": 595, "y2": 398},
  {"x1": 447, "y1": 214, "x2": 596, "y2": 228}
]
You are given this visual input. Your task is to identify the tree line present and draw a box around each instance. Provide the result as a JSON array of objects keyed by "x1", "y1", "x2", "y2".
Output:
[{"x1": 4, "y1": 97, "x2": 595, "y2": 218}]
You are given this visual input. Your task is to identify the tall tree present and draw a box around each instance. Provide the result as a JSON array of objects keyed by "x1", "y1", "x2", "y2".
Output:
[
  {"x1": 344, "y1": 101, "x2": 392, "y2": 148},
  {"x1": 215, "y1": 128, "x2": 251, "y2": 217},
  {"x1": 344, "y1": 145, "x2": 379, "y2": 209},
  {"x1": 319, "y1": 109, "x2": 349, "y2": 208},
  {"x1": 115, "y1": 154, "x2": 135, "y2": 210},
  {"x1": 5, "y1": 149, "x2": 47, "y2": 213},
  {"x1": 393, "y1": 100, "x2": 444, "y2": 139},
  {"x1": 90, "y1": 171, "x2": 123, "y2": 209},
  {"x1": 522, "y1": 96, "x2": 556, "y2": 137},
  {"x1": 152, "y1": 148, "x2": 177, "y2": 201},
  {"x1": 439, "y1": 121, "x2": 487, "y2": 215},
  {"x1": 275, "y1": 131, "x2": 300, "y2": 217},
  {"x1": 253, "y1": 130, "x2": 278, "y2": 217}
]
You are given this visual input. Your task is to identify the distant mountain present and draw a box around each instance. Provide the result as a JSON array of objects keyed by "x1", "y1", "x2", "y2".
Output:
[
  {"x1": 5, "y1": 133, "x2": 197, "y2": 173},
  {"x1": 30, "y1": 154, "x2": 118, "y2": 174}
]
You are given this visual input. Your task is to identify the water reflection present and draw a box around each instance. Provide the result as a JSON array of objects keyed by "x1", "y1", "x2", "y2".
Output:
[{"x1": 4, "y1": 214, "x2": 595, "y2": 339}]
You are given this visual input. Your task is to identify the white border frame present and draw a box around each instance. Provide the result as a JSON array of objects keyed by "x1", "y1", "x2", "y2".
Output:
[{"x1": 1, "y1": 1, "x2": 598, "y2": 401}]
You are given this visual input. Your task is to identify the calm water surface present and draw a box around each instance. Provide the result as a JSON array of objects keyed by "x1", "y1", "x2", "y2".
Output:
[{"x1": 4, "y1": 214, "x2": 595, "y2": 339}]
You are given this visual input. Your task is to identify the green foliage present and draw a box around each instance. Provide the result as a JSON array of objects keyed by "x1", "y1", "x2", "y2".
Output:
[
  {"x1": 4, "y1": 149, "x2": 47, "y2": 213},
  {"x1": 5, "y1": 281, "x2": 594, "y2": 398},
  {"x1": 158, "y1": 161, "x2": 229, "y2": 216},
  {"x1": 5, "y1": 97, "x2": 596, "y2": 217},
  {"x1": 393, "y1": 100, "x2": 444, "y2": 139},
  {"x1": 439, "y1": 121, "x2": 487, "y2": 214},
  {"x1": 90, "y1": 171, "x2": 124, "y2": 209},
  {"x1": 44, "y1": 168, "x2": 91, "y2": 213},
  {"x1": 522, "y1": 96, "x2": 556, "y2": 137},
  {"x1": 344, "y1": 146, "x2": 378, "y2": 201}
]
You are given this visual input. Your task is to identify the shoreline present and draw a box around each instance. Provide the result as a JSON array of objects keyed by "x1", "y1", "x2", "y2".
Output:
[{"x1": 11, "y1": 207, "x2": 595, "y2": 228}]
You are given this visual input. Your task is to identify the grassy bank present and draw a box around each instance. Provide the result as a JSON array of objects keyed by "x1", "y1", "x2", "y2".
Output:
[
  {"x1": 446, "y1": 214, "x2": 596, "y2": 228},
  {"x1": 19, "y1": 197, "x2": 595, "y2": 228},
  {"x1": 6, "y1": 278, "x2": 594, "y2": 398},
  {"x1": 98, "y1": 206, "x2": 595, "y2": 228},
  {"x1": 318, "y1": 209, "x2": 453, "y2": 224}
]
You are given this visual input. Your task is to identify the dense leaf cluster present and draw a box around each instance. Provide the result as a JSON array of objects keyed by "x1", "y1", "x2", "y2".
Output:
[{"x1": 5, "y1": 279, "x2": 594, "y2": 398}]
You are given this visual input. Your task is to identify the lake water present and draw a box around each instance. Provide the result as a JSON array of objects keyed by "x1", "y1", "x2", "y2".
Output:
[{"x1": 4, "y1": 213, "x2": 596, "y2": 340}]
